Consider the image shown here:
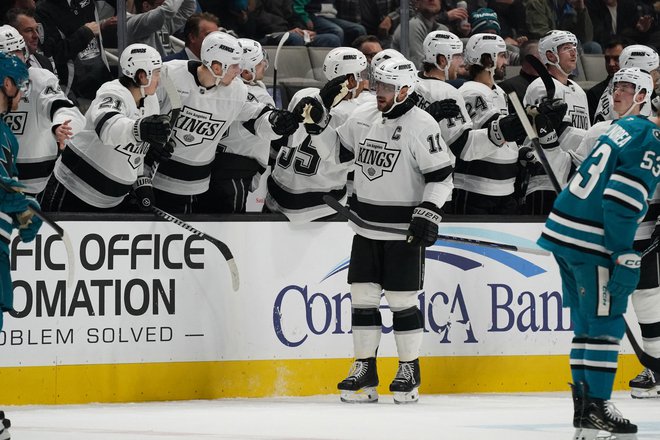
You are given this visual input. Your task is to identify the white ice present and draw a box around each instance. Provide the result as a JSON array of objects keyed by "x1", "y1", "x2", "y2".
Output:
[{"x1": 5, "y1": 392, "x2": 660, "y2": 440}]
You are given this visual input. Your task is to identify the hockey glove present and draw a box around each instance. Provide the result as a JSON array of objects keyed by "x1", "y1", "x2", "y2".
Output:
[
  {"x1": 426, "y1": 99, "x2": 461, "y2": 122},
  {"x1": 518, "y1": 146, "x2": 538, "y2": 167},
  {"x1": 407, "y1": 202, "x2": 442, "y2": 247},
  {"x1": 145, "y1": 139, "x2": 175, "y2": 165},
  {"x1": 488, "y1": 114, "x2": 525, "y2": 146},
  {"x1": 537, "y1": 98, "x2": 568, "y2": 130},
  {"x1": 269, "y1": 109, "x2": 300, "y2": 136},
  {"x1": 133, "y1": 114, "x2": 171, "y2": 145},
  {"x1": 17, "y1": 197, "x2": 43, "y2": 243},
  {"x1": 132, "y1": 176, "x2": 155, "y2": 212},
  {"x1": 319, "y1": 75, "x2": 350, "y2": 109},
  {"x1": 293, "y1": 96, "x2": 330, "y2": 135},
  {"x1": 607, "y1": 251, "x2": 641, "y2": 297},
  {"x1": 0, "y1": 177, "x2": 29, "y2": 214},
  {"x1": 533, "y1": 113, "x2": 560, "y2": 149}
]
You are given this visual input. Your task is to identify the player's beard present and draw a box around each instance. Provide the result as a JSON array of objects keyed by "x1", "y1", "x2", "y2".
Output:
[{"x1": 493, "y1": 65, "x2": 505, "y2": 81}]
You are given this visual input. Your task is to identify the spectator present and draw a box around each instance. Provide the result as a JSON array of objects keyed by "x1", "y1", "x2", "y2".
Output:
[
  {"x1": 499, "y1": 39, "x2": 540, "y2": 99},
  {"x1": 292, "y1": 0, "x2": 366, "y2": 46},
  {"x1": 353, "y1": 34, "x2": 383, "y2": 63},
  {"x1": 5, "y1": 8, "x2": 54, "y2": 72},
  {"x1": 197, "y1": 0, "x2": 255, "y2": 36},
  {"x1": 36, "y1": 0, "x2": 113, "y2": 100},
  {"x1": 524, "y1": 0, "x2": 599, "y2": 53},
  {"x1": 249, "y1": 0, "x2": 341, "y2": 47},
  {"x1": 128, "y1": 0, "x2": 197, "y2": 57},
  {"x1": 587, "y1": 38, "x2": 626, "y2": 122},
  {"x1": 488, "y1": 0, "x2": 528, "y2": 43},
  {"x1": 392, "y1": 0, "x2": 449, "y2": 69},
  {"x1": 163, "y1": 12, "x2": 219, "y2": 61},
  {"x1": 469, "y1": 8, "x2": 524, "y2": 64},
  {"x1": 437, "y1": 0, "x2": 471, "y2": 37},
  {"x1": 587, "y1": 0, "x2": 654, "y2": 48},
  {"x1": 336, "y1": 0, "x2": 400, "y2": 48},
  {"x1": 0, "y1": 0, "x2": 35, "y2": 23}
]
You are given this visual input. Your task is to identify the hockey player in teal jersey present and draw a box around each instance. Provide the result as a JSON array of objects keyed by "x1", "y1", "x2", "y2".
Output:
[
  {"x1": 538, "y1": 88, "x2": 660, "y2": 437},
  {"x1": 0, "y1": 50, "x2": 42, "y2": 440}
]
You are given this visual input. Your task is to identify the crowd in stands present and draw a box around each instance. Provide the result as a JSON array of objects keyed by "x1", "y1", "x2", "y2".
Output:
[{"x1": 0, "y1": 0, "x2": 659, "y2": 216}]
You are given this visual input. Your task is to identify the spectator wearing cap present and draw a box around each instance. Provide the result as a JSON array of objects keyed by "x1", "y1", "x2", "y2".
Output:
[
  {"x1": 488, "y1": 0, "x2": 528, "y2": 43},
  {"x1": 469, "y1": 8, "x2": 525, "y2": 64}
]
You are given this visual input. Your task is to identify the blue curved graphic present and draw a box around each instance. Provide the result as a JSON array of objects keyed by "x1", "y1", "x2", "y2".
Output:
[{"x1": 432, "y1": 242, "x2": 546, "y2": 277}]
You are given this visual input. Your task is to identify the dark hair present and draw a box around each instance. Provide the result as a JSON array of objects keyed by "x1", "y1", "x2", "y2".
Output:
[
  {"x1": 422, "y1": 61, "x2": 436, "y2": 72},
  {"x1": 183, "y1": 12, "x2": 220, "y2": 44},
  {"x1": 468, "y1": 53, "x2": 493, "y2": 78},
  {"x1": 605, "y1": 37, "x2": 628, "y2": 51},
  {"x1": 351, "y1": 34, "x2": 380, "y2": 49},
  {"x1": 519, "y1": 39, "x2": 539, "y2": 58},
  {"x1": 5, "y1": 7, "x2": 35, "y2": 28}
]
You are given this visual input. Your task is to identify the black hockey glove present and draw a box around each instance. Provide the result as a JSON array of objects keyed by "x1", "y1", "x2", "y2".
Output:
[
  {"x1": 133, "y1": 114, "x2": 171, "y2": 145},
  {"x1": 145, "y1": 139, "x2": 175, "y2": 165},
  {"x1": 269, "y1": 109, "x2": 300, "y2": 136},
  {"x1": 518, "y1": 146, "x2": 538, "y2": 167},
  {"x1": 426, "y1": 99, "x2": 461, "y2": 122},
  {"x1": 132, "y1": 176, "x2": 155, "y2": 212},
  {"x1": 293, "y1": 96, "x2": 330, "y2": 135},
  {"x1": 488, "y1": 114, "x2": 525, "y2": 146},
  {"x1": 407, "y1": 202, "x2": 442, "y2": 247},
  {"x1": 537, "y1": 98, "x2": 568, "y2": 130},
  {"x1": 319, "y1": 75, "x2": 349, "y2": 109}
]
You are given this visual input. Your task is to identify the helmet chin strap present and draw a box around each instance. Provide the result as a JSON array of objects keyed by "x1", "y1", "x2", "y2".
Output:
[{"x1": 620, "y1": 92, "x2": 645, "y2": 117}]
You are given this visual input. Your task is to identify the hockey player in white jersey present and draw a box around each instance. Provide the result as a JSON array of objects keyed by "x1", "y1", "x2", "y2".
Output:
[
  {"x1": 594, "y1": 45, "x2": 660, "y2": 123},
  {"x1": 0, "y1": 25, "x2": 85, "y2": 198},
  {"x1": 41, "y1": 43, "x2": 173, "y2": 212},
  {"x1": 152, "y1": 31, "x2": 300, "y2": 213},
  {"x1": 334, "y1": 57, "x2": 454, "y2": 404},
  {"x1": 522, "y1": 30, "x2": 590, "y2": 214},
  {"x1": 265, "y1": 47, "x2": 367, "y2": 222},
  {"x1": 196, "y1": 38, "x2": 275, "y2": 213},
  {"x1": 455, "y1": 33, "x2": 526, "y2": 214}
]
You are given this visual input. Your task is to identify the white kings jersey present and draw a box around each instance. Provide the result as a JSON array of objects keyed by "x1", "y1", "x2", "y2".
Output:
[
  {"x1": 216, "y1": 81, "x2": 275, "y2": 169},
  {"x1": 456, "y1": 81, "x2": 518, "y2": 196},
  {"x1": 53, "y1": 79, "x2": 161, "y2": 208},
  {"x1": 337, "y1": 102, "x2": 454, "y2": 241},
  {"x1": 153, "y1": 60, "x2": 279, "y2": 196},
  {"x1": 3, "y1": 66, "x2": 84, "y2": 194},
  {"x1": 523, "y1": 77, "x2": 590, "y2": 194},
  {"x1": 266, "y1": 88, "x2": 355, "y2": 223}
]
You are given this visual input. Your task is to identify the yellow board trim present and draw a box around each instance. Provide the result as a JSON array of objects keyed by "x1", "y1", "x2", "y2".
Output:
[{"x1": 0, "y1": 354, "x2": 643, "y2": 405}]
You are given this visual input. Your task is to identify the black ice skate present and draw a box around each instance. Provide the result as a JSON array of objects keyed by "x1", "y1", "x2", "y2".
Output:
[
  {"x1": 574, "y1": 397, "x2": 638, "y2": 440},
  {"x1": 629, "y1": 368, "x2": 660, "y2": 399},
  {"x1": 0, "y1": 411, "x2": 11, "y2": 440},
  {"x1": 337, "y1": 357, "x2": 379, "y2": 403},
  {"x1": 570, "y1": 382, "x2": 585, "y2": 429},
  {"x1": 389, "y1": 359, "x2": 421, "y2": 404}
]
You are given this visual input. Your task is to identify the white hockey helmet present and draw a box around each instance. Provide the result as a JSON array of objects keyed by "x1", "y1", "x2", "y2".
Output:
[
  {"x1": 423, "y1": 30, "x2": 463, "y2": 71},
  {"x1": 620, "y1": 45, "x2": 659, "y2": 72},
  {"x1": 201, "y1": 31, "x2": 242, "y2": 84},
  {"x1": 0, "y1": 25, "x2": 28, "y2": 61},
  {"x1": 612, "y1": 67, "x2": 653, "y2": 116},
  {"x1": 464, "y1": 33, "x2": 506, "y2": 67},
  {"x1": 120, "y1": 43, "x2": 162, "y2": 90},
  {"x1": 370, "y1": 48, "x2": 405, "y2": 69},
  {"x1": 373, "y1": 57, "x2": 416, "y2": 99},
  {"x1": 238, "y1": 38, "x2": 267, "y2": 82},
  {"x1": 323, "y1": 47, "x2": 368, "y2": 83},
  {"x1": 538, "y1": 30, "x2": 577, "y2": 74}
]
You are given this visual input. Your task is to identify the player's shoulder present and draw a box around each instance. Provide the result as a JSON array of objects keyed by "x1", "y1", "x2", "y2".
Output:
[
  {"x1": 459, "y1": 80, "x2": 491, "y2": 96},
  {"x1": 96, "y1": 79, "x2": 131, "y2": 100},
  {"x1": 602, "y1": 116, "x2": 657, "y2": 149},
  {"x1": 403, "y1": 106, "x2": 440, "y2": 131},
  {"x1": 28, "y1": 65, "x2": 58, "y2": 86}
]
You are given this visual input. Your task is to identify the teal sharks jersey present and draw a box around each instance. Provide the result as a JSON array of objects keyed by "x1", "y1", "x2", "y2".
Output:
[
  {"x1": 0, "y1": 119, "x2": 20, "y2": 255},
  {"x1": 538, "y1": 116, "x2": 660, "y2": 266}
]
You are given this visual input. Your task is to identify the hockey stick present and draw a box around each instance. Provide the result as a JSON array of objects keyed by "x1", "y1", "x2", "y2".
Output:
[
  {"x1": 508, "y1": 91, "x2": 563, "y2": 193},
  {"x1": 272, "y1": 32, "x2": 289, "y2": 108},
  {"x1": 625, "y1": 316, "x2": 660, "y2": 371},
  {"x1": 0, "y1": 179, "x2": 76, "y2": 288},
  {"x1": 322, "y1": 195, "x2": 549, "y2": 256},
  {"x1": 525, "y1": 54, "x2": 556, "y2": 100},
  {"x1": 152, "y1": 206, "x2": 240, "y2": 292},
  {"x1": 642, "y1": 237, "x2": 660, "y2": 258}
]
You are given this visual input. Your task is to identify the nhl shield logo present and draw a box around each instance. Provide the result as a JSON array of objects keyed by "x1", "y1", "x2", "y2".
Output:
[
  {"x1": 174, "y1": 106, "x2": 226, "y2": 147},
  {"x1": 356, "y1": 138, "x2": 400, "y2": 181}
]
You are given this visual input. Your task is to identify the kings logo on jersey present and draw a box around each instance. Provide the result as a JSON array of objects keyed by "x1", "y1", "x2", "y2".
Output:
[
  {"x1": 356, "y1": 138, "x2": 400, "y2": 181},
  {"x1": 568, "y1": 105, "x2": 589, "y2": 130},
  {"x1": 2, "y1": 112, "x2": 28, "y2": 136},
  {"x1": 115, "y1": 142, "x2": 150, "y2": 169},
  {"x1": 173, "y1": 106, "x2": 226, "y2": 147}
]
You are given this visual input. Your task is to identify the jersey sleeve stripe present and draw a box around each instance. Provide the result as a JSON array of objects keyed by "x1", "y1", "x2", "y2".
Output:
[
  {"x1": 548, "y1": 211, "x2": 604, "y2": 235},
  {"x1": 49, "y1": 99, "x2": 76, "y2": 121},
  {"x1": 0, "y1": 225, "x2": 11, "y2": 242},
  {"x1": 611, "y1": 173, "x2": 650, "y2": 199},
  {"x1": 448, "y1": 128, "x2": 470, "y2": 158},
  {"x1": 603, "y1": 189, "x2": 644, "y2": 212},
  {"x1": 0, "y1": 212, "x2": 12, "y2": 224},
  {"x1": 339, "y1": 144, "x2": 354, "y2": 163},
  {"x1": 94, "y1": 111, "x2": 122, "y2": 137},
  {"x1": 423, "y1": 164, "x2": 453, "y2": 183}
]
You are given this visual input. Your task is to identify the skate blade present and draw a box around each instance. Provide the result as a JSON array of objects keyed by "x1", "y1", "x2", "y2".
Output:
[
  {"x1": 339, "y1": 387, "x2": 378, "y2": 403},
  {"x1": 631, "y1": 386, "x2": 660, "y2": 399},
  {"x1": 574, "y1": 429, "x2": 637, "y2": 440},
  {"x1": 392, "y1": 387, "x2": 419, "y2": 404}
]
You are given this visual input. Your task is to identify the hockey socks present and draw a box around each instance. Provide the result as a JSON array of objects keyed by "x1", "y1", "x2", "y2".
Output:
[
  {"x1": 392, "y1": 306, "x2": 424, "y2": 362},
  {"x1": 351, "y1": 308, "x2": 382, "y2": 359},
  {"x1": 570, "y1": 337, "x2": 620, "y2": 400}
]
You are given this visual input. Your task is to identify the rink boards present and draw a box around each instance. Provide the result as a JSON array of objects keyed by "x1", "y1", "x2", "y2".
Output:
[{"x1": 0, "y1": 219, "x2": 643, "y2": 404}]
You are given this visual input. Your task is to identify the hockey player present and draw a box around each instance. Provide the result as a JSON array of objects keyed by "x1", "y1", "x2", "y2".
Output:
[
  {"x1": 0, "y1": 51, "x2": 43, "y2": 440},
  {"x1": 536, "y1": 86, "x2": 660, "y2": 437},
  {"x1": 0, "y1": 25, "x2": 85, "y2": 198},
  {"x1": 594, "y1": 45, "x2": 660, "y2": 123},
  {"x1": 454, "y1": 33, "x2": 526, "y2": 214},
  {"x1": 152, "y1": 31, "x2": 301, "y2": 213},
  {"x1": 41, "y1": 43, "x2": 173, "y2": 212},
  {"x1": 196, "y1": 38, "x2": 275, "y2": 213},
  {"x1": 522, "y1": 30, "x2": 590, "y2": 215},
  {"x1": 334, "y1": 57, "x2": 454, "y2": 404},
  {"x1": 265, "y1": 47, "x2": 367, "y2": 222}
]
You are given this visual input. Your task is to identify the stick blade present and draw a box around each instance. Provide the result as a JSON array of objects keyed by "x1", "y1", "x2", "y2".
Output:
[{"x1": 227, "y1": 258, "x2": 240, "y2": 292}]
